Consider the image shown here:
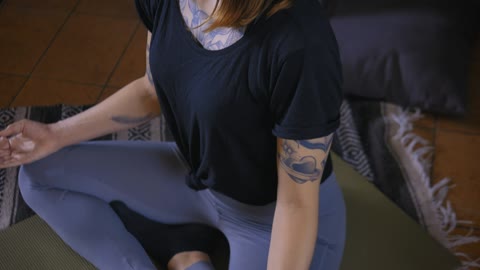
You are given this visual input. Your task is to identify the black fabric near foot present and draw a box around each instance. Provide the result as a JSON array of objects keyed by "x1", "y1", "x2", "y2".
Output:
[{"x1": 109, "y1": 200, "x2": 223, "y2": 268}]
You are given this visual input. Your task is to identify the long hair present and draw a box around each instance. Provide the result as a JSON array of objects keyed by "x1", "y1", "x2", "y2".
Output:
[{"x1": 202, "y1": 0, "x2": 294, "y2": 32}]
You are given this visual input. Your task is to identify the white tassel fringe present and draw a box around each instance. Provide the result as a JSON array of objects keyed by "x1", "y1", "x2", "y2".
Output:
[{"x1": 388, "y1": 107, "x2": 480, "y2": 269}]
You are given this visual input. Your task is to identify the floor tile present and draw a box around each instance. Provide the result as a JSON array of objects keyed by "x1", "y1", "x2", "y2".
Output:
[
  {"x1": 107, "y1": 27, "x2": 147, "y2": 88},
  {"x1": 437, "y1": 58, "x2": 480, "y2": 134},
  {"x1": 97, "y1": 86, "x2": 120, "y2": 103},
  {"x1": 413, "y1": 113, "x2": 436, "y2": 129},
  {"x1": 411, "y1": 126, "x2": 435, "y2": 149},
  {"x1": 11, "y1": 78, "x2": 101, "y2": 107},
  {"x1": 449, "y1": 227, "x2": 480, "y2": 266},
  {"x1": 3, "y1": 0, "x2": 78, "y2": 12},
  {"x1": 432, "y1": 130, "x2": 480, "y2": 227},
  {"x1": 0, "y1": 6, "x2": 69, "y2": 75},
  {"x1": 75, "y1": 0, "x2": 137, "y2": 19},
  {"x1": 32, "y1": 13, "x2": 137, "y2": 85},
  {"x1": 0, "y1": 74, "x2": 27, "y2": 108}
]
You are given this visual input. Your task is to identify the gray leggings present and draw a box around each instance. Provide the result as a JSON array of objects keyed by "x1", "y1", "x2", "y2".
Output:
[{"x1": 18, "y1": 141, "x2": 346, "y2": 270}]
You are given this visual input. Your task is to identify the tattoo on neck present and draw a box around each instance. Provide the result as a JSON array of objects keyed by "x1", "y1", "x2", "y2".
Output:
[{"x1": 179, "y1": 0, "x2": 245, "y2": 51}]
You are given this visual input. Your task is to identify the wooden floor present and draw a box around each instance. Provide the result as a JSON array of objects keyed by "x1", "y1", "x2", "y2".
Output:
[{"x1": 0, "y1": 0, "x2": 479, "y2": 265}]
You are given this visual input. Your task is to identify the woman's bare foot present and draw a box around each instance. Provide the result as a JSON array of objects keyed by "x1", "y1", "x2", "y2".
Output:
[{"x1": 167, "y1": 251, "x2": 211, "y2": 270}]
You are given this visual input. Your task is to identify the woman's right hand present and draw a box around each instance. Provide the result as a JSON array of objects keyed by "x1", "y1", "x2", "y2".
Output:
[{"x1": 0, "y1": 120, "x2": 62, "y2": 169}]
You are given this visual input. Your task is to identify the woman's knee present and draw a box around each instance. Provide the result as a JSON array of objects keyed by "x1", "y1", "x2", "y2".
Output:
[
  {"x1": 18, "y1": 163, "x2": 47, "y2": 192},
  {"x1": 17, "y1": 164, "x2": 40, "y2": 199},
  {"x1": 18, "y1": 148, "x2": 68, "y2": 189}
]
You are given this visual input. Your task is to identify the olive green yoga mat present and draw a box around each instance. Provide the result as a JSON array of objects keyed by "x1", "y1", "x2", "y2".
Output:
[
  {"x1": 333, "y1": 154, "x2": 460, "y2": 270},
  {"x1": 0, "y1": 154, "x2": 460, "y2": 270}
]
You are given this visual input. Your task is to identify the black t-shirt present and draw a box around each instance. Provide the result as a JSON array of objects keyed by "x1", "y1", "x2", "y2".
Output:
[{"x1": 135, "y1": 0, "x2": 343, "y2": 205}]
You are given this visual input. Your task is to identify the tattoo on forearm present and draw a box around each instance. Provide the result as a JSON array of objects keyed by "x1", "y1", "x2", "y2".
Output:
[
  {"x1": 278, "y1": 135, "x2": 333, "y2": 184},
  {"x1": 112, "y1": 114, "x2": 154, "y2": 125}
]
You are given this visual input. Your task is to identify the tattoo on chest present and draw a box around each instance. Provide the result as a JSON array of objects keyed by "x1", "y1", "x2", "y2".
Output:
[
  {"x1": 278, "y1": 135, "x2": 334, "y2": 184},
  {"x1": 179, "y1": 0, "x2": 245, "y2": 50}
]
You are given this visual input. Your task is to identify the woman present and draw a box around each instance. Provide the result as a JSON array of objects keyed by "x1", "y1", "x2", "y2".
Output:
[{"x1": 0, "y1": 0, "x2": 346, "y2": 269}]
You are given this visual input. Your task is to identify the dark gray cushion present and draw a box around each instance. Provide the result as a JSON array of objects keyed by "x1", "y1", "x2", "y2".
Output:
[{"x1": 330, "y1": 0, "x2": 479, "y2": 115}]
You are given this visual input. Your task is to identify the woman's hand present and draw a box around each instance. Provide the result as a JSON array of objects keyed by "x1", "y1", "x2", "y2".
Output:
[{"x1": 0, "y1": 120, "x2": 62, "y2": 169}]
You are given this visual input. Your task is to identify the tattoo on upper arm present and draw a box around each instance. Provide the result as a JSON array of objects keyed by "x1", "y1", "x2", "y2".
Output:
[
  {"x1": 278, "y1": 135, "x2": 334, "y2": 184},
  {"x1": 111, "y1": 114, "x2": 154, "y2": 125}
]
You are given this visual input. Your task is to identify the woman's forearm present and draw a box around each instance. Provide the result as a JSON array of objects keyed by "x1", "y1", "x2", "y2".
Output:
[
  {"x1": 267, "y1": 204, "x2": 319, "y2": 270},
  {"x1": 49, "y1": 76, "x2": 161, "y2": 148}
]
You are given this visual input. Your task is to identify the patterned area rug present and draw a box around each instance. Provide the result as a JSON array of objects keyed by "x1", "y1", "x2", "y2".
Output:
[{"x1": 0, "y1": 101, "x2": 478, "y2": 268}]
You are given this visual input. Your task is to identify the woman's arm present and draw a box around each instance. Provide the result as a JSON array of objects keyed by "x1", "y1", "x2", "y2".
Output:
[
  {"x1": 267, "y1": 134, "x2": 334, "y2": 270},
  {"x1": 50, "y1": 32, "x2": 160, "y2": 148}
]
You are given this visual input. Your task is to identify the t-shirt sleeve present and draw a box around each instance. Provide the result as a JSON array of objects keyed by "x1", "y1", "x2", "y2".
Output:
[
  {"x1": 134, "y1": 0, "x2": 161, "y2": 32},
  {"x1": 270, "y1": 42, "x2": 344, "y2": 140}
]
